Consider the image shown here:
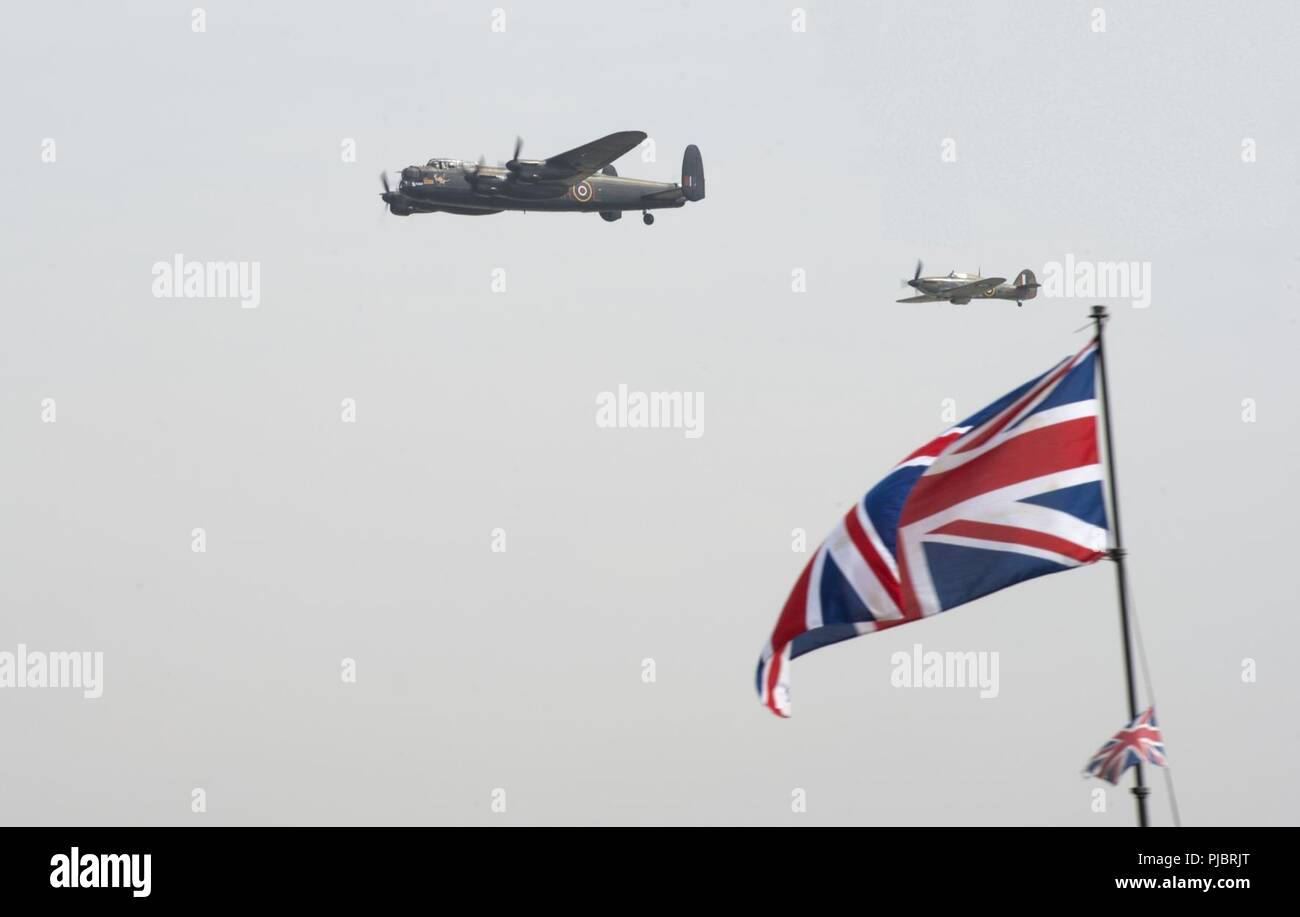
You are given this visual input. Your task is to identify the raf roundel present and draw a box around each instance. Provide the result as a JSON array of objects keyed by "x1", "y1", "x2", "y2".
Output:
[{"x1": 570, "y1": 180, "x2": 594, "y2": 203}]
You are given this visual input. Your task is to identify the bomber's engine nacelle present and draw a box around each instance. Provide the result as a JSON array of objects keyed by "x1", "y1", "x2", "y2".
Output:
[
  {"x1": 504, "y1": 160, "x2": 549, "y2": 182},
  {"x1": 505, "y1": 159, "x2": 581, "y2": 183},
  {"x1": 470, "y1": 173, "x2": 508, "y2": 195}
]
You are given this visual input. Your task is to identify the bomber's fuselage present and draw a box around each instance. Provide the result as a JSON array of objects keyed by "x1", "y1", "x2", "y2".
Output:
[{"x1": 389, "y1": 158, "x2": 685, "y2": 215}]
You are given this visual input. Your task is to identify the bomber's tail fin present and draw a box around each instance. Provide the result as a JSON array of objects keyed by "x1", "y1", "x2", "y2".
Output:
[{"x1": 681, "y1": 144, "x2": 705, "y2": 202}]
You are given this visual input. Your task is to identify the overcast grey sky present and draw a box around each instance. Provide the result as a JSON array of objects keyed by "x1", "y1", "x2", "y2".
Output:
[{"x1": 1, "y1": 0, "x2": 1297, "y2": 825}]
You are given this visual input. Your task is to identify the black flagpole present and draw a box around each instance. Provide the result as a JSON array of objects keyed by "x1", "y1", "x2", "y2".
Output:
[{"x1": 1090, "y1": 304, "x2": 1151, "y2": 828}]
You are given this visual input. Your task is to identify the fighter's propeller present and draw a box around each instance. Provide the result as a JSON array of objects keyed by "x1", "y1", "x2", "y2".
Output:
[
  {"x1": 903, "y1": 259, "x2": 924, "y2": 287},
  {"x1": 378, "y1": 171, "x2": 398, "y2": 222}
]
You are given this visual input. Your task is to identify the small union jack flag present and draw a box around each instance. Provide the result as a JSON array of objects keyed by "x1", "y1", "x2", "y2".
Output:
[
  {"x1": 757, "y1": 340, "x2": 1108, "y2": 716},
  {"x1": 1085, "y1": 707, "x2": 1168, "y2": 784}
]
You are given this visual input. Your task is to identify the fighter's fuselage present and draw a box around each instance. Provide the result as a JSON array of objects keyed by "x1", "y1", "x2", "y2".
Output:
[
  {"x1": 913, "y1": 273, "x2": 983, "y2": 295},
  {"x1": 909, "y1": 271, "x2": 1038, "y2": 303}
]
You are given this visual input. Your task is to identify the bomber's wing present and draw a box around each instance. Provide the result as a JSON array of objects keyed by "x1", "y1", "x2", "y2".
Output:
[
  {"x1": 542, "y1": 131, "x2": 646, "y2": 181},
  {"x1": 943, "y1": 277, "x2": 1005, "y2": 299},
  {"x1": 896, "y1": 293, "x2": 947, "y2": 303}
]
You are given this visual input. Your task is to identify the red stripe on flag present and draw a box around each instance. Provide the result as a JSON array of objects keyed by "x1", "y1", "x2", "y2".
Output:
[
  {"x1": 896, "y1": 536, "x2": 922, "y2": 618},
  {"x1": 769, "y1": 553, "x2": 814, "y2": 653},
  {"x1": 954, "y1": 353, "x2": 1078, "y2": 455},
  {"x1": 929, "y1": 519, "x2": 1102, "y2": 564},
  {"x1": 842, "y1": 505, "x2": 906, "y2": 616},
  {"x1": 898, "y1": 430, "x2": 964, "y2": 465},
  {"x1": 901, "y1": 417, "x2": 1099, "y2": 523}
]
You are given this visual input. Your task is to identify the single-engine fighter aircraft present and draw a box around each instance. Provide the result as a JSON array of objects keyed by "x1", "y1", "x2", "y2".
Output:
[
  {"x1": 897, "y1": 261, "x2": 1041, "y2": 306},
  {"x1": 379, "y1": 131, "x2": 704, "y2": 225}
]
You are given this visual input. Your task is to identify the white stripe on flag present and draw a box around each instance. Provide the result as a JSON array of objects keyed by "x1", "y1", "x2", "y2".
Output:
[
  {"x1": 804, "y1": 546, "x2": 827, "y2": 631},
  {"x1": 960, "y1": 499, "x2": 1108, "y2": 555},
  {"x1": 856, "y1": 501, "x2": 900, "y2": 582},
  {"x1": 897, "y1": 465, "x2": 1104, "y2": 617},
  {"x1": 825, "y1": 523, "x2": 902, "y2": 622}
]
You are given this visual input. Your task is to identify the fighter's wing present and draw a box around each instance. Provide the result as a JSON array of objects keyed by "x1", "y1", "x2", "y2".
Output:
[
  {"x1": 942, "y1": 277, "x2": 1005, "y2": 299},
  {"x1": 896, "y1": 293, "x2": 947, "y2": 303},
  {"x1": 542, "y1": 131, "x2": 646, "y2": 181}
]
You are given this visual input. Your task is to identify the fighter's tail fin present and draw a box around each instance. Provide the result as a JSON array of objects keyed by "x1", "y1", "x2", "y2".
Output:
[
  {"x1": 681, "y1": 144, "x2": 705, "y2": 202},
  {"x1": 1014, "y1": 269, "x2": 1039, "y2": 297}
]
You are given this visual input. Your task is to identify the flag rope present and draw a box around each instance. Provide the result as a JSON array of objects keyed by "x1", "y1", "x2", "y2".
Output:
[{"x1": 1130, "y1": 595, "x2": 1183, "y2": 827}]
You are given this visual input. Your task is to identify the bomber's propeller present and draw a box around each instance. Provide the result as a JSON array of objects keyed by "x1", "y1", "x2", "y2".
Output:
[
  {"x1": 505, "y1": 136, "x2": 525, "y2": 171},
  {"x1": 380, "y1": 171, "x2": 391, "y2": 194},
  {"x1": 462, "y1": 155, "x2": 487, "y2": 186}
]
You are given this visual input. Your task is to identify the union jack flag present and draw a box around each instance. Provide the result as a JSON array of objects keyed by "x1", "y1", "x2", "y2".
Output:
[
  {"x1": 757, "y1": 341, "x2": 1109, "y2": 716},
  {"x1": 1085, "y1": 707, "x2": 1167, "y2": 784}
]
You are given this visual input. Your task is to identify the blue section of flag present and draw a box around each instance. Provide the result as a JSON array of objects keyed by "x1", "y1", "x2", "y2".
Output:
[
  {"x1": 957, "y1": 370, "x2": 1048, "y2": 428},
  {"x1": 864, "y1": 467, "x2": 922, "y2": 559},
  {"x1": 1019, "y1": 481, "x2": 1108, "y2": 529},
  {"x1": 790, "y1": 624, "x2": 863, "y2": 660},
  {"x1": 923, "y1": 542, "x2": 1072, "y2": 612},
  {"x1": 1010, "y1": 352, "x2": 1097, "y2": 428},
  {"x1": 819, "y1": 553, "x2": 874, "y2": 626}
]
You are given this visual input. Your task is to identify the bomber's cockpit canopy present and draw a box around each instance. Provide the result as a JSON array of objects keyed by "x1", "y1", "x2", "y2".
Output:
[{"x1": 426, "y1": 158, "x2": 461, "y2": 169}]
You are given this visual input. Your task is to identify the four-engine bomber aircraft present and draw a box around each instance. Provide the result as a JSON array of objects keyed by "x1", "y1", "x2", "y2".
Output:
[
  {"x1": 898, "y1": 261, "x2": 1040, "y2": 306},
  {"x1": 379, "y1": 130, "x2": 704, "y2": 225}
]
